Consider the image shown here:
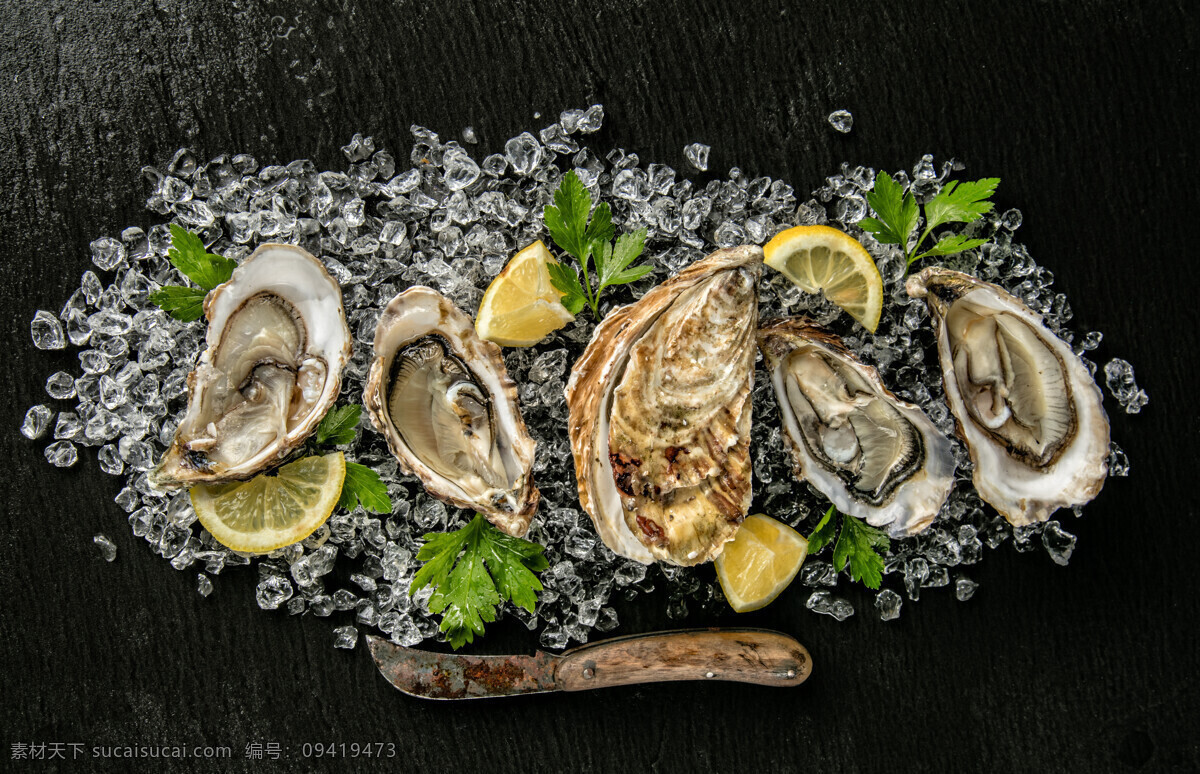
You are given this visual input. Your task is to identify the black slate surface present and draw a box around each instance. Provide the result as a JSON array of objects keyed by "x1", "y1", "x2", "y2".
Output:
[{"x1": 2, "y1": 1, "x2": 1197, "y2": 771}]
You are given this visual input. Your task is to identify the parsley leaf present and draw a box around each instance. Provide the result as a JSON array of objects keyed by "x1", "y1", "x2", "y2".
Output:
[
  {"x1": 167, "y1": 224, "x2": 236, "y2": 290},
  {"x1": 923, "y1": 178, "x2": 1000, "y2": 232},
  {"x1": 337, "y1": 461, "x2": 392, "y2": 514},
  {"x1": 147, "y1": 286, "x2": 207, "y2": 322},
  {"x1": 544, "y1": 170, "x2": 653, "y2": 320},
  {"x1": 410, "y1": 514, "x2": 548, "y2": 649},
  {"x1": 831, "y1": 514, "x2": 890, "y2": 590},
  {"x1": 584, "y1": 200, "x2": 614, "y2": 248},
  {"x1": 544, "y1": 171, "x2": 593, "y2": 260},
  {"x1": 862, "y1": 172, "x2": 999, "y2": 274},
  {"x1": 315, "y1": 404, "x2": 361, "y2": 446},
  {"x1": 861, "y1": 172, "x2": 918, "y2": 248},
  {"x1": 545, "y1": 261, "x2": 588, "y2": 315},
  {"x1": 598, "y1": 228, "x2": 649, "y2": 289},
  {"x1": 150, "y1": 225, "x2": 238, "y2": 321},
  {"x1": 310, "y1": 404, "x2": 388, "y2": 514},
  {"x1": 806, "y1": 506, "x2": 838, "y2": 555},
  {"x1": 915, "y1": 235, "x2": 990, "y2": 261}
]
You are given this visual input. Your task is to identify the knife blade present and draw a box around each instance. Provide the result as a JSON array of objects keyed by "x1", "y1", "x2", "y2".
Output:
[{"x1": 367, "y1": 627, "x2": 811, "y2": 700}]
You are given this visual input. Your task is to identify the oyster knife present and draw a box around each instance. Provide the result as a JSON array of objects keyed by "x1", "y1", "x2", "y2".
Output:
[{"x1": 367, "y1": 628, "x2": 811, "y2": 700}]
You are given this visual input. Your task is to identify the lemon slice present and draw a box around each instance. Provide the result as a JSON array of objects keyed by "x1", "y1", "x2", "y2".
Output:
[
  {"x1": 475, "y1": 240, "x2": 576, "y2": 347},
  {"x1": 763, "y1": 224, "x2": 884, "y2": 332},
  {"x1": 190, "y1": 452, "x2": 346, "y2": 554},
  {"x1": 715, "y1": 513, "x2": 809, "y2": 613}
]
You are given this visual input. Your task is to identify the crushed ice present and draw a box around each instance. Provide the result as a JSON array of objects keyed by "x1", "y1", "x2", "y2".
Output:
[{"x1": 20, "y1": 106, "x2": 1148, "y2": 639}]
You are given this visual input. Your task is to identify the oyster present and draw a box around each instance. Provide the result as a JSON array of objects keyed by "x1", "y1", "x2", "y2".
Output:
[
  {"x1": 907, "y1": 267, "x2": 1110, "y2": 525},
  {"x1": 566, "y1": 245, "x2": 762, "y2": 566},
  {"x1": 758, "y1": 318, "x2": 954, "y2": 537},
  {"x1": 363, "y1": 286, "x2": 537, "y2": 537},
  {"x1": 152, "y1": 244, "x2": 351, "y2": 489}
]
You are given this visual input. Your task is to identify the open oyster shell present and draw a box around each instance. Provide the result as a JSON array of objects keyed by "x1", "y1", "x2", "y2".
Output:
[
  {"x1": 759, "y1": 318, "x2": 955, "y2": 537},
  {"x1": 363, "y1": 286, "x2": 538, "y2": 537},
  {"x1": 151, "y1": 243, "x2": 352, "y2": 489},
  {"x1": 566, "y1": 245, "x2": 762, "y2": 566},
  {"x1": 907, "y1": 267, "x2": 1110, "y2": 526}
]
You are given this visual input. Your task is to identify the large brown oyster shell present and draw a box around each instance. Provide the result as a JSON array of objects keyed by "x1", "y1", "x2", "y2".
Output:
[{"x1": 566, "y1": 245, "x2": 762, "y2": 566}]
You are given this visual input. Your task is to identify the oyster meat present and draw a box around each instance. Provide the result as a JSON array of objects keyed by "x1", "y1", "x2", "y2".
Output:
[
  {"x1": 907, "y1": 267, "x2": 1110, "y2": 525},
  {"x1": 759, "y1": 318, "x2": 954, "y2": 537},
  {"x1": 363, "y1": 286, "x2": 538, "y2": 537},
  {"x1": 152, "y1": 244, "x2": 352, "y2": 489},
  {"x1": 566, "y1": 245, "x2": 762, "y2": 566}
]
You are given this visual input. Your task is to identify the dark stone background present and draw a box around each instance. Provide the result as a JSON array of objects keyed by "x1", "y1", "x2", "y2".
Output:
[{"x1": 2, "y1": 1, "x2": 1196, "y2": 771}]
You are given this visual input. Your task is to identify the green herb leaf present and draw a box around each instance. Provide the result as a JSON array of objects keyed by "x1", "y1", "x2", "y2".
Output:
[
  {"x1": 923, "y1": 178, "x2": 1000, "y2": 232},
  {"x1": 807, "y1": 506, "x2": 838, "y2": 555},
  {"x1": 337, "y1": 461, "x2": 392, "y2": 514},
  {"x1": 862, "y1": 172, "x2": 919, "y2": 247},
  {"x1": 831, "y1": 514, "x2": 890, "y2": 590},
  {"x1": 315, "y1": 404, "x2": 361, "y2": 447},
  {"x1": 546, "y1": 261, "x2": 588, "y2": 315},
  {"x1": 607, "y1": 264, "x2": 654, "y2": 285},
  {"x1": 167, "y1": 224, "x2": 236, "y2": 290},
  {"x1": 479, "y1": 528, "x2": 549, "y2": 613},
  {"x1": 410, "y1": 514, "x2": 547, "y2": 649},
  {"x1": 148, "y1": 286, "x2": 208, "y2": 322},
  {"x1": 584, "y1": 201, "x2": 614, "y2": 248},
  {"x1": 598, "y1": 228, "x2": 648, "y2": 289},
  {"x1": 544, "y1": 170, "x2": 594, "y2": 261},
  {"x1": 544, "y1": 173, "x2": 654, "y2": 321},
  {"x1": 914, "y1": 235, "x2": 990, "y2": 262}
]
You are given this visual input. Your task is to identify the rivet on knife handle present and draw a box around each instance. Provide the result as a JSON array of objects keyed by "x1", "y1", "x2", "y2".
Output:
[{"x1": 554, "y1": 628, "x2": 811, "y2": 691}]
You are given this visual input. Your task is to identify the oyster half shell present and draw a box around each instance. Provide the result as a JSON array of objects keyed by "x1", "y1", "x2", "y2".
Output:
[
  {"x1": 759, "y1": 318, "x2": 955, "y2": 537},
  {"x1": 151, "y1": 244, "x2": 352, "y2": 489},
  {"x1": 566, "y1": 245, "x2": 762, "y2": 566},
  {"x1": 363, "y1": 286, "x2": 538, "y2": 537},
  {"x1": 907, "y1": 267, "x2": 1110, "y2": 526}
]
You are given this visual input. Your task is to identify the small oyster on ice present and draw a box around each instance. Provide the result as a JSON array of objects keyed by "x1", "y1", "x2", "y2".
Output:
[
  {"x1": 566, "y1": 245, "x2": 762, "y2": 566},
  {"x1": 759, "y1": 318, "x2": 955, "y2": 537},
  {"x1": 363, "y1": 286, "x2": 537, "y2": 537},
  {"x1": 152, "y1": 244, "x2": 351, "y2": 489},
  {"x1": 907, "y1": 267, "x2": 1110, "y2": 525}
]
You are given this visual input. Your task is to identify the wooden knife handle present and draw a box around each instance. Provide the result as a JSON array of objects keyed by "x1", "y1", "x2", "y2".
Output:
[{"x1": 554, "y1": 628, "x2": 811, "y2": 691}]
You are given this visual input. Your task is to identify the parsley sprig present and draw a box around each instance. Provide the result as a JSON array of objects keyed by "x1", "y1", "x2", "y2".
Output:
[
  {"x1": 148, "y1": 225, "x2": 237, "y2": 321},
  {"x1": 860, "y1": 172, "x2": 999, "y2": 274},
  {"x1": 410, "y1": 514, "x2": 549, "y2": 649},
  {"x1": 807, "y1": 506, "x2": 890, "y2": 590},
  {"x1": 544, "y1": 170, "x2": 651, "y2": 320},
  {"x1": 312, "y1": 405, "x2": 392, "y2": 514}
]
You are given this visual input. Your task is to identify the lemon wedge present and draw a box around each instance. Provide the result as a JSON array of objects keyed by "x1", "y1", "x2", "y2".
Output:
[
  {"x1": 475, "y1": 240, "x2": 575, "y2": 347},
  {"x1": 764, "y1": 224, "x2": 884, "y2": 332},
  {"x1": 189, "y1": 452, "x2": 346, "y2": 554},
  {"x1": 715, "y1": 513, "x2": 809, "y2": 613}
]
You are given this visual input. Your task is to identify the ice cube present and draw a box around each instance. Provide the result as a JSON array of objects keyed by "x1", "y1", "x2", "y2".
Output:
[
  {"x1": 806, "y1": 590, "x2": 855, "y2": 621},
  {"x1": 577, "y1": 104, "x2": 604, "y2": 133},
  {"x1": 31, "y1": 310, "x2": 66, "y2": 350},
  {"x1": 1103, "y1": 358, "x2": 1149, "y2": 414},
  {"x1": 45, "y1": 440, "x2": 78, "y2": 467},
  {"x1": 93, "y1": 534, "x2": 118, "y2": 562},
  {"x1": 89, "y1": 237, "x2": 127, "y2": 270},
  {"x1": 874, "y1": 589, "x2": 902, "y2": 621},
  {"x1": 21, "y1": 405, "x2": 53, "y2": 439},
  {"x1": 683, "y1": 142, "x2": 711, "y2": 172},
  {"x1": 504, "y1": 132, "x2": 543, "y2": 176},
  {"x1": 827, "y1": 109, "x2": 854, "y2": 133},
  {"x1": 333, "y1": 625, "x2": 359, "y2": 649},
  {"x1": 255, "y1": 575, "x2": 294, "y2": 609},
  {"x1": 1041, "y1": 521, "x2": 1076, "y2": 566}
]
